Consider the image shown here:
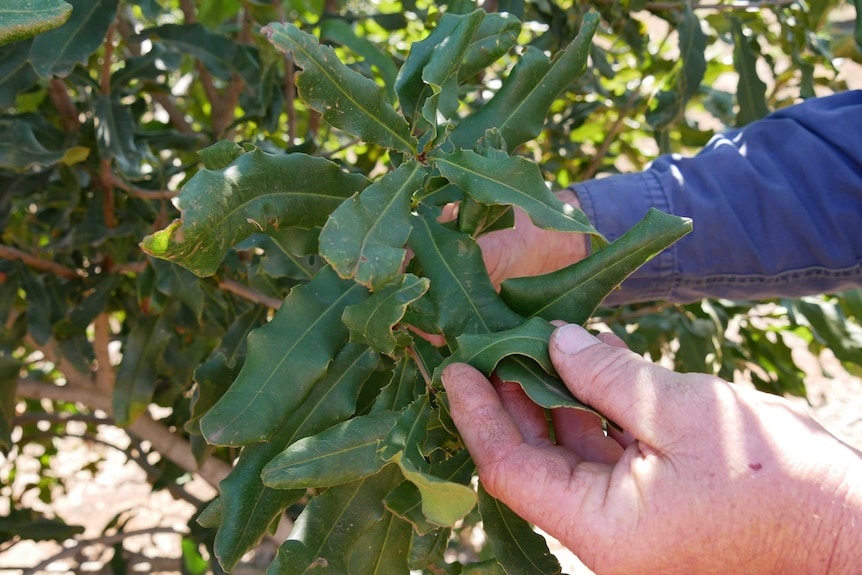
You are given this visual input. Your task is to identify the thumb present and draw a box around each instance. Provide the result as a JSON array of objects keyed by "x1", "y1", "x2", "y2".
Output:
[{"x1": 550, "y1": 324, "x2": 694, "y2": 447}]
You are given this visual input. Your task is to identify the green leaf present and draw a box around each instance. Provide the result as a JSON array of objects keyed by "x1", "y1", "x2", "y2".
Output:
[
  {"x1": 95, "y1": 94, "x2": 144, "y2": 178},
  {"x1": 478, "y1": 484, "x2": 561, "y2": 575},
  {"x1": 408, "y1": 209, "x2": 523, "y2": 340},
  {"x1": 141, "y1": 23, "x2": 260, "y2": 87},
  {"x1": 679, "y1": 5, "x2": 707, "y2": 103},
  {"x1": 0, "y1": 355, "x2": 20, "y2": 451},
  {"x1": 112, "y1": 311, "x2": 174, "y2": 426},
  {"x1": 371, "y1": 356, "x2": 422, "y2": 413},
  {"x1": 458, "y1": 12, "x2": 521, "y2": 81},
  {"x1": 214, "y1": 342, "x2": 380, "y2": 571},
  {"x1": 267, "y1": 465, "x2": 403, "y2": 575},
  {"x1": 263, "y1": 22, "x2": 417, "y2": 155},
  {"x1": 197, "y1": 139, "x2": 245, "y2": 170},
  {"x1": 200, "y1": 267, "x2": 368, "y2": 446},
  {"x1": 0, "y1": 120, "x2": 89, "y2": 171},
  {"x1": 0, "y1": 41, "x2": 38, "y2": 108},
  {"x1": 28, "y1": 0, "x2": 118, "y2": 79},
  {"x1": 463, "y1": 559, "x2": 508, "y2": 574},
  {"x1": 347, "y1": 511, "x2": 413, "y2": 574},
  {"x1": 495, "y1": 356, "x2": 592, "y2": 411},
  {"x1": 141, "y1": 150, "x2": 369, "y2": 277},
  {"x1": 501, "y1": 209, "x2": 692, "y2": 324},
  {"x1": 150, "y1": 259, "x2": 205, "y2": 320},
  {"x1": 320, "y1": 161, "x2": 427, "y2": 290},
  {"x1": 731, "y1": 19, "x2": 769, "y2": 126},
  {"x1": 854, "y1": 0, "x2": 862, "y2": 52},
  {"x1": 442, "y1": 317, "x2": 555, "y2": 376},
  {"x1": 432, "y1": 150, "x2": 597, "y2": 234},
  {"x1": 262, "y1": 411, "x2": 398, "y2": 489},
  {"x1": 449, "y1": 10, "x2": 599, "y2": 150},
  {"x1": 0, "y1": 0, "x2": 72, "y2": 46},
  {"x1": 185, "y1": 354, "x2": 241, "y2": 437},
  {"x1": 409, "y1": 527, "x2": 450, "y2": 569},
  {"x1": 342, "y1": 274, "x2": 430, "y2": 356},
  {"x1": 320, "y1": 17, "x2": 399, "y2": 103},
  {"x1": 420, "y1": 11, "x2": 485, "y2": 129}
]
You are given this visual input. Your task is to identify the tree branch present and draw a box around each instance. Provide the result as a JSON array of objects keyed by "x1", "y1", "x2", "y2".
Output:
[
  {"x1": 218, "y1": 279, "x2": 283, "y2": 309},
  {"x1": 0, "y1": 244, "x2": 79, "y2": 280}
]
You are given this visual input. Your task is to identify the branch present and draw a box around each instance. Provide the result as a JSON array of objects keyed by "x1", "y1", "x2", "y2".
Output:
[
  {"x1": 48, "y1": 78, "x2": 79, "y2": 133},
  {"x1": 24, "y1": 527, "x2": 184, "y2": 575},
  {"x1": 15, "y1": 379, "x2": 233, "y2": 489},
  {"x1": 218, "y1": 279, "x2": 283, "y2": 309},
  {"x1": 0, "y1": 244, "x2": 79, "y2": 280}
]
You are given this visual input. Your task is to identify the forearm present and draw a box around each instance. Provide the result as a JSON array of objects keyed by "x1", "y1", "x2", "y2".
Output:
[{"x1": 573, "y1": 90, "x2": 862, "y2": 305}]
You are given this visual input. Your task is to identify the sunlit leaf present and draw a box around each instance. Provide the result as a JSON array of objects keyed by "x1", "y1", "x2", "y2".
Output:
[
  {"x1": 28, "y1": 0, "x2": 118, "y2": 78},
  {"x1": 343, "y1": 274, "x2": 430, "y2": 356},
  {"x1": 200, "y1": 267, "x2": 368, "y2": 446},
  {"x1": 264, "y1": 22, "x2": 417, "y2": 154},
  {"x1": 141, "y1": 150, "x2": 369, "y2": 277},
  {"x1": 501, "y1": 209, "x2": 692, "y2": 324},
  {"x1": 0, "y1": 0, "x2": 71, "y2": 46},
  {"x1": 458, "y1": 12, "x2": 521, "y2": 81},
  {"x1": 320, "y1": 161, "x2": 427, "y2": 290}
]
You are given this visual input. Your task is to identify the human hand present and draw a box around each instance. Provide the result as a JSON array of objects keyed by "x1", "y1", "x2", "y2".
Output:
[
  {"x1": 442, "y1": 323, "x2": 862, "y2": 574},
  {"x1": 476, "y1": 190, "x2": 588, "y2": 289}
]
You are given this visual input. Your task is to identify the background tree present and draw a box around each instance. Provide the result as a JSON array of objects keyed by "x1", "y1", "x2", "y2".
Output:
[{"x1": 1, "y1": 0, "x2": 861, "y2": 573}]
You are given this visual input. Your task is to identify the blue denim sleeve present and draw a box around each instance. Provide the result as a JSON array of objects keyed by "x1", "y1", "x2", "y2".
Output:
[{"x1": 572, "y1": 90, "x2": 862, "y2": 305}]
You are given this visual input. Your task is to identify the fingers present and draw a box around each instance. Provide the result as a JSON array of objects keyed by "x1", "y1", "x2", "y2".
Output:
[
  {"x1": 441, "y1": 362, "x2": 606, "y2": 527},
  {"x1": 551, "y1": 408, "x2": 623, "y2": 464},
  {"x1": 549, "y1": 324, "x2": 693, "y2": 447}
]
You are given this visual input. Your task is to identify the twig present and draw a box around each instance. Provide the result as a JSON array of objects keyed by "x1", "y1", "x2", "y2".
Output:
[
  {"x1": 218, "y1": 278, "x2": 283, "y2": 309},
  {"x1": 24, "y1": 527, "x2": 184, "y2": 575},
  {"x1": 0, "y1": 244, "x2": 79, "y2": 280},
  {"x1": 48, "y1": 78, "x2": 79, "y2": 133},
  {"x1": 93, "y1": 313, "x2": 114, "y2": 394},
  {"x1": 109, "y1": 173, "x2": 179, "y2": 200},
  {"x1": 582, "y1": 86, "x2": 642, "y2": 181}
]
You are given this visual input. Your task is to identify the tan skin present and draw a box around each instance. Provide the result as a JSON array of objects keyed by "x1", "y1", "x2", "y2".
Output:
[{"x1": 442, "y1": 194, "x2": 862, "y2": 574}]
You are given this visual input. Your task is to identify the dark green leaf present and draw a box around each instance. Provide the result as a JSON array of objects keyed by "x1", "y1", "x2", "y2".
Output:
[
  {"x1": 449, "y1": 10, "x2": 599, "y2": 150},
  {"x1": 432, "y1": 150, "x2": 596, "y2": 234},
  {"x1": 679, "y1": 6, "x2": 707, "y2": 102},
  {"x1": 200, "y1": 267, "x2": 368, "y2": 446},
  {"x1": 95, "y1": 94, "x2": 144, "y2": 178},
  {"x1": 261, "y1": 411, "x2": 398, "y2": 489},
  {"x1": 214, "y1": 342, "x2": 380, "y2": 571},
  {"x1": 495, "y1": 355, "x2": 593, "y2": 411},
  {"x1": 501, "y1": 209, "x2": 692, "y2": 324},
  {"x1": 320, "y1": 161, "x2": 427, "y2": 290},
  {"x1": 0, "y1": 120, "x2": 89, "y2": 171},
  {"x1": 343, "y1": 273, "x2": 430, "y2": 356},
  {"x1": 0, "y1": 355, "x2": 19, "y2": 451},
  {"x1": 347, "y1": 511, "x2": 413, "y2": 574},
  {"x1": 28, "y1": 0, "x2": 118, "y2": 79},
  {"x1": 197, "y1": 140, "x2": 245, "y2": 170},
  {"x1": 731, "y1": 19, "x2": 769, "y2": 126},
  {"x1": 320, "y1": 18, "x2": 399, "y2": 103},
  {"x1": 0, "y1": 0, "x2": 72, "y2": 46},
  {"x1": 458, "y1": 12, "x2": 521, "y2": 81},
  {"x1": 441, "y1": 317, "x2": 555, "y2": 377},
  {"x1": 263, "y1": 22, "x2": 417, "y2": 154},
  {"x1": 478, "y1": 484, "x2": 561, "y2": 575},
  {"x1": 371, "y1": 357, "x2": 422, "y2": 413},
  {"x1": 141, "y1": 150, "x2": 369, "y2": 277},
  {"x1": 267, "y1": 466, "x2": 403, "y2": 574},
  {"x1": 0, "y1": 41, "x2": 38, "y2": 108},
  {"x1": 408, "y1": 209, "x2": 523, "y2": 339},
  {"x1": 150, "y1": 259, "x2": 205, "y2": 320},
  {"x1": 112, "y1": 311, "x2": 174, "y2": 426}
]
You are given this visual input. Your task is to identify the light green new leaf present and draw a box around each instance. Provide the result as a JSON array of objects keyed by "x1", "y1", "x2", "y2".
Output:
[
  {"x1": 449, "y1": 10, "x2": 599, "y2": 150},
  {"x1": 408, "y1": 209, "x2": 523, "y2": 339},
  {"x1": 320, "y1": 161, "x2": 427, "y2": 290},
  {"x1": 0, "y1": 0, "x2": 71, "y2": 46},
  {"x1": 267, "y1": 466, "x2": 403, "y2": 575},
  {"x1": 141, "y1": 150, "x2": 369, "y2": 277},
  {"x1": 458, "y1": 12, "x2": 521, "y2": 82},
  {"x1": 113, "y1": 311, "x2": 174, "y2": 426},
  {"x1": 343, "y1": 274, "x2": 430, "y2": 356},
  {"x1": 347, "y1": 511, "x2": 413, "y2": 574},
  {"x1": 200, "y1": 267, "x2": 368, "y2": 446},
  {"x1": 478, "y1": 484, "x2": 562, "y2": 575},
  {"x1": 214, "y1": 343, "x2": 380, "y2": 571},
  {"x1": 432, "y1": 150, "x2": 597, "y2": 234},
  {"x1": 501, "y1": 209, "x2": 692, "y2": 324},
  {"x1": 731, "y1": 19, "x2": 769, "y2": 126},
  {"x1": 0, "y1": 120, "x2": 89, "y2": 171},
  {"x1": 264, "y1": 22, "x2": 417, "y2": 155},
  {"x1": 262, "y1": 411, "x2": 398, "y2": 489},
  {"x1": 28, "y1": 0, "x2": 118, "y2": 79}
]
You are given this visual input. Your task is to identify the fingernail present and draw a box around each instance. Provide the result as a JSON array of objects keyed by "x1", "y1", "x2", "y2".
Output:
[{"x1": 553, "y1": 324, "x2": 601, "y2": 355}]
